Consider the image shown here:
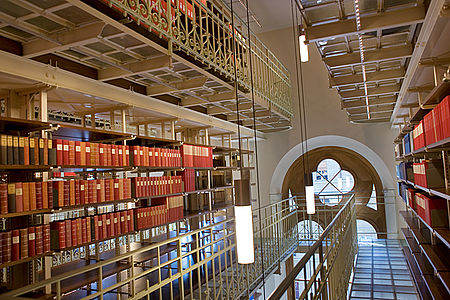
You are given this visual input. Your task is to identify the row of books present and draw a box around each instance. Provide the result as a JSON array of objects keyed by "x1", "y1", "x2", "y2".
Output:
[
  {"x1": 0, "y1": 136, "x2": 56, "y2": 166},
  {"x1": 51, "y1": 210, "x2": 134, "y2": 250},
  {"x1": 131, "y1": 176, "x2": 183, "y2": 198},
  {"x1": 0, "y1": 225, "x2": 50, "y2": 264},
  {"x1": 412, "y1": 160, "x2": 444, "y2": 189},
  {"x1": 1, "y1": 178, "x2": 133, "y2": 214},
  {"x1": 135, "y1": 195, "x2": 184, "y2": 230},
  {"x1": 404, "y1": 187, "x2": 448, "y2": 228},
  {"x1": 129, "y1": 146, "x2": 181, "y2": 167},
  {"x1": 181, "y1": 144, "x2": 213, "y2": 168},
  {"x1": 181, "y1": 169, "x2": 196, "y2": 192}
]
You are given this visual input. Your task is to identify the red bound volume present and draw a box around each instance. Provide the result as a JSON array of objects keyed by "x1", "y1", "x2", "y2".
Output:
[
  {"x1": 76, "y1": 219, "x2": 82, "y2": 246},
  {"x1": 81, "y1": 218, "x2": 87, "y2": 244},
  {"x1": 120, "y1": 211, "x2": 126, "y2": 233},
  {"x1": 3, "y1": 231, "x2": 11, "y2": 263},
  {"x1": 118, "y1": 146, "x2": 123, "y2": 166},
  {"x1": 0, "y1": 183, "x2": 7, "y2": 214},
  {"x1": 114, "y1": 212, "x2": 120, "y2": 235},
  {"x1": 63, "y1": 181, "x2": 69, "y2": 207},
  {"x1": 75, "y1": 141, "x2": 81, "y2": 165},
  {"x1": 97, "y1": 215, "x2": 103, "y2": 240},
  {"x1": 50, "y1": 222, "x2": 65, "y2": 250},
  {"x1": 127, "y1": 210, "x2": 134, "y2": 232},
  {"x1": 80, "y1": 180, "x2": 86, "y2": 205},
  {"x1": 105, "y1": 214, "x2": 111, "y2": 238},
  {"x1": 75, "y1": 180, "x2": 80, "y2": 206},
  {"x1": 86, "y1": 217, "x2": 92, "y2": 243},
  {"x1": 99, "y1": 180, "x2": 105, "y2": 202},
  {"x1": 125, "y1": 146, "x2": 130, "y2": 166},
  {"x1": 71, "y1": 219, "x2": 77, "y2": 247},
  {"x1": 85, "y1": 142, "x2": 91, "y2": 166},
  {"x1": 20, "y1": 228, "x2": 28, "y2": 259},
  {"x1": 111, "y1": 145, "x2": 117, "y2": 166},
  {"x1": 94, "y1": 215, "x2": 99, "y2": 241},
  {"x1": 106, "y1": 144, "x2": 112, "y2": 166},
  {"x1": 11, "y1": 229, "x2": 20, "y2": 261},
  {"x1": 101, "y1": 214, "x2": 107, "y2": 239},
  {"x1": 69, "y1": 180, "x2": 75, "y2": 206},
  {"x1": 15, "y1": 182, "x2": 23, "y2": 213},
  {"x1": 29, "y1": 182, "x2": 36, "y2": 210},
  {"x1": 65, "y1": 219, "x2": 72, "y2": 248},
  {"x1": 149, "y1": 147, "x2": 154, "y2": 167},
  {"x1": 143, "y1": 147, "x2": 149, "y2": 166},
  {"x1": 62, "y1": 139, "x2": 69, "y2": 165},
  {"x1": 105, "y1": 179, "x2": 111, "y2": 203},
  {"x1": 54, "y1": 139, "x2": 63, "y2": 165},
  {"x1": 43, "y1": 224, "x2": 50, "y2": 252},
  {"x1": 68, "y1": 140, "x2": 75, "y2": 166},
  {"x1": 99, "y1": 144, "x2": 105, "y2": 166},
  {"x1": 35, "y1": 182, "x2": 43, "y2": 210},
  {"x1": 47, "y1": 181, "x2": 53, "y2": 209},
  {"x1": 28, "y1": 227, "x2": 36, "y2": 257},
  {"x1": 89, "y1": 180, "x2": 97, "y2": 204},
  {"x1": 109, "y1": 213, "x2": 115, "y2": 237},
  {"x1": 35, "y1": 226, "x2": 43, "y2": 255},
  {"x1": 113, "y1": 179, "x2": 119, "y2": 201}
]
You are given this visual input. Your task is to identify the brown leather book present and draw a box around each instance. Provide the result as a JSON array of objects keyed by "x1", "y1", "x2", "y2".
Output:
[
  {"x1": 35, "y1": 182, "x2": 42, "y2": 210},
  {"x1": 47, "y1": 181, "x2": 53, "y2": 209},
  {"x1": 11, "y1": 229, "x2": 19, "y2": 261},
  {"x1": 29, "y1": 137, "x2": 35, "y2": 165},
  {"x1": 20, "y1": 228, "x2": 28, "y2": 259},
  {"x1": 28, "y1": 227, "x2": 36, "y2": 258},
  {"x1": 7, "y1": 135, "x2": 13, "y2": 165},
  {"x1": 0, "y1": 183, "x2": 7, "y2": 214},
  {"x1": 7, "y1": 183, "x2": 15, "y2": 213},
  {"x1": 22, "y1": 182, "x2": 30, "y2": 212},
  {"x1": 29, "y1": 182, "x2": 36, "y2": 211},
  {"x1": 42, "y1": 181, "x2": 48, "y2": 209},
  {"x1": 35, "y1": 226, "x2": 43, "y2": 255},
  {"x1": 33, "y1": 138, "x2": 39, "y2": 165},
  {"x1": 0, "y1": 135, "x2": 7, "y2": 164},
  {"x1": 64, "y1": 219, "x2": 72, "y2": 248},
  {"x1": 43, "y1": 224, "x2": 50, "y2": 253},
  {"x1": 43, "y1": 138, "x2": 48, "y2": 165},
  {"x1": 80, "y1": 142, "x2": 86, "y2": 166},
  {"x1": 68, "y1": 140, "x2": 75, "y2": 166}
]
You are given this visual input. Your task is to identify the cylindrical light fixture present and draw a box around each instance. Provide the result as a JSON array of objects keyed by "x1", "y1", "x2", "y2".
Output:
[
  {"x1": 299, "y1": 34, "x2": 309, "y2": 62},
  {"x1": 234, "y1": 179, "x2": 254, "y2": 264},
  {"x1": 304, "y1": 173, "x2": 315, "y2": 214}
]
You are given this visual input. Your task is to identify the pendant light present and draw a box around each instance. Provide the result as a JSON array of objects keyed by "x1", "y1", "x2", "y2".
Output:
[
  {"x1": 230, "y1": 0, "x2": 254, "y2": 265},
  {"x1": 304, "y1": 173, "x2": 315, "y2": 214},
  {"x1": 299, "y1": 34, "x2": 309, "y2": 62}
]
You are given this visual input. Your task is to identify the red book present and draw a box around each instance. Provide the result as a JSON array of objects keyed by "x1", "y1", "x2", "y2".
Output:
[
  {"x1": 89, "y1": 180, "x2": 97, "y2": 204},
  {"x1": 143, "y1": 147, "x2": 149, "y2": 166},
  {"x1": 35, "y1": 226, "x2": 43, "y2": 255},
  {"x1": 15, "y1": 182, "x2": 23, "y2": 213},
  {"x1": 47, "y1": 181, "x2": 53, "y2": 209},
  {"x1": 75, "y1": 141, "x2": 81, "y2": 165},
  {"x1": 106, "y1": 214, "x2": 112, "y2": 238},
  {"x1": 94, "y1": 215, "x2": 100, "y2": 241},
  {"x1": 85, "y1": 142, "x2": 91, "y2": 166},
  {"x1": 11, "y1": 229, "x2": 20, "y2": 261},
  {"x1": 69, "y1": 180, "x2": 75, "y2": 206},
  {"x1": 114, "y1": 179, "x2": 119, "y2": 201},
  {"x1": 112, "y1": 145, "x2": 118, "y2": 166},
  {"x1": 106, "y1": 144, "x2": 112, "y2": 166},
  {"x1": 80, "y1": 142, "x2": 86, "y2": 166},
  {"x1": 125, "y1": 146, "x2": 130, "y2": 166},
  {"x1": 149, "y1": 147, "x2": 155, "y2": 167},
  {"x1": 0, "y1": 183, "x2": 8, "y2": 214},
  {"x1": 81, "y1": 218, "x2": 87, "y2": 244},
  {"x1": 109, "y1": 213, "x2": 115, "y2": 237},
  {"x1": 54, "y1": 139, "x2": 63, "y2": 165},
  {"x1": 65, "y1": 219, "x2": 72, "y2": 248},
  {"x1": 127, "y1": 210, "x2": 134, "y2": 232},
  {"x1": 120, "y1": 211, "x2": 126, "y2": 233},
  {"x1": 63, "y1": 139, "x2": 69, "y2": 165},
  {"x1": 68, "y1": 141, "x2": 75, "y2": 165},
  {"x1": 71, "y1": 219, "x2": 77, "y2": 247},
  {"x1": 29, "y1": 182, "x2": 37, "y2": 210},
  {"x1": 76, "y1": 219, "x2": 82, "y2": 246},
  {"x1": 80, "y1": 180, "x2": 86, "y2": 205},
  {"x1": 118, "y1": 145, "x2": 123, "y2": 166},
  {"x1": 101, "y1": 214, "x2": 107, "y2": 239},
  {"x1": 63, "y1": 181, "x2": 69, "y2": 207},
  {"x1": 105, "y1": 180, "x2": 111, "y2": 203},
  {"x1": 114, "y1": 212, "x2": 120, "y2": 235},
  {"x1": 28, "y1": 227, "x2": 36, "y2": 257},
  {"x1": 99, "y1": 144, "x2": 105, "y2": 166},
  {"x1": 35, "y1": 182, "x2": 43, "y2": 210},
  {"x1": 75, "y1": 180, "x2": 80, "y2": 205},
  {"x1": 86, "y1": 217, "x2": 92, "y2": 243},
  {"x1": 43, "y1": 224, "x2": 50, "y2": 252}
]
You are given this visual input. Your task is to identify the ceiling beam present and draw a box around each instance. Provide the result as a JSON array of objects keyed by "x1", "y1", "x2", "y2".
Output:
[
  {"x1": 22, "y1": 22, "x2": 105, "y2": 58},
  {"x1": 0, "y1": 50, "x2": 263, "y2": 138},
  {"x1": 98, "y1": 55, "x2": 172, "y2": 81},
  {"x1": 349, "y1": 111, "x2": 393, "y2": 122},
  {"x1": 146, "y1": 77, "x2": 208, "y2": 96},
  {"x1": 342, "y1": 96, "x2": 397, "y2": 109},
  {"x1": 347, "y1": 104, "x2": 395, "y2": 115},
  {"x1": 305, "y1": 6, "x2": 425, "y2": 42},
  {"x1": 129, "y1": 117, "x2": 178, "y2": 126},
  {"x1": 339, "y1": 84, "x2": 400, "y2": 99},
  {"x1": 329, "y1": 68, "x2": 405, "y2": 87},
  {"x1": 207, "y1": 102, "x2": 253, "y2": 115},
  {"x1": 407, "y1": 83, "x2": 435, "y2": 93},
  {"x1": 324, "y1": 45, "x2": 412, "y2": 68},
  {"x1": 74, "y1": 104, "x2": 130, "y2": 116}
]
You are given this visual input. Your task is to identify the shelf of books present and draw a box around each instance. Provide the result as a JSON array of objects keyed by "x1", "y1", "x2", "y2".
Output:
[
  {"x1": 396, "y1": 80, "x2": 450, "y2": 299},
  {"x1": 0, "y1": 116, "x2": 253, "y2": 296}
]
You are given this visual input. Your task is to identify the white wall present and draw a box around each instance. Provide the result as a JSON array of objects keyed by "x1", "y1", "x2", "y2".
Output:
[{"x1": 253, "y1": 26, "x2": 404, "y2": 234}]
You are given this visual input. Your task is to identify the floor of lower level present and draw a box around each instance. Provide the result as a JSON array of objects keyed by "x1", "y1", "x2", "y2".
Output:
[{"x1": 348, "y1": 239, "x2": 420, "y2": 300}]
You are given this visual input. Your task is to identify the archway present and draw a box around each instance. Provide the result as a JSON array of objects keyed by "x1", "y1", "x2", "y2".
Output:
[{"x1": 357, "y1": 219, "x2": 378, "y2": 241}]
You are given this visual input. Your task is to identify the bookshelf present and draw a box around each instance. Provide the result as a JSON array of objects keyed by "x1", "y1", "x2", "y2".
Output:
[{"x1": 0, "y1": 116, "x2": 253, "y2": 296}]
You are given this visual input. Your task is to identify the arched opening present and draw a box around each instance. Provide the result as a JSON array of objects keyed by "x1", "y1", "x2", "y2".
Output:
[
  {"x1": 297, "y1": 220, "x2": 324, "y2": 245},
  {"x1": 357, "y1": 219, "x2": 378, "y2": 242}
]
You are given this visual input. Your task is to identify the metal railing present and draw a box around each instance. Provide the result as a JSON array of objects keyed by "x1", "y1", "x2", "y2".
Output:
[
  {"x1": 3, "y1": 197, "x2": 299, "y2": 299},
  {"x1": 103, "y1": 0, "x2": 293, "y2": 119},
  {"x1": 268, "y1": 194, "x2": 357, "y2": 300}
]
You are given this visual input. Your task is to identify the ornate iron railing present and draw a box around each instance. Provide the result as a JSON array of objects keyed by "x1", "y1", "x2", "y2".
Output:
[
  {"x1": 268, "y1": 194, "x2": 357, "y2": 300},
  {"x1": 102, "y1": 0, "x2": 293, "y2": 119},
  {"x1": 3, "y1": 197, "x2": 299, "y2": 299}
]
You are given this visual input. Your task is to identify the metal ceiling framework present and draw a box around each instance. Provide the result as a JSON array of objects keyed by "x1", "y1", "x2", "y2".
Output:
[
  {"x1": 296, "y1": 0, "x2": 427, "y2": 123},
  {"x1": 0, "y1": 0, "x2": 293, "y2": 136}
]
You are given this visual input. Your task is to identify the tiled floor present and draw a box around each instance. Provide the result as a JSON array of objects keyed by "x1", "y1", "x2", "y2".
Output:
[{"x1": 349, "y1": 239, "x2": 420, "y2": 300}]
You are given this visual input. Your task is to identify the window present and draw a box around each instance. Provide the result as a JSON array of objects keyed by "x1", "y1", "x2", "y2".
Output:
[
  {"x1": 312, "y1": 159, "x2": 354, "y2": 206},
  {"x1": 297, "y1": 220, "x2": 323, "y2": 245},
  {"x1": 357, "y1": 219, "x2": 377, "y2": 241},
  {"x1": 367, "y1": 184, "x2": 377, "y2": 210}
]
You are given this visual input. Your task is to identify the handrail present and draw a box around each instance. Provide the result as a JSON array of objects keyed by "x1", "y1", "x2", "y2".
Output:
[{"x1": 267, "y1": 194, "x2": 356, "y2": 300}]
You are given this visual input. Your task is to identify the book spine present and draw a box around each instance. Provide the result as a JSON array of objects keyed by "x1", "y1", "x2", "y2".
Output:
[
  {"x1": 48, "y1": 139, "x2": 56, "y2": 165},
  {"x1": 86, "y1": 217, "x2": 91, "y2": 243},
  {"x1": 18, "y1": 137, "x2": 24, "y2": 165},
  {"x1": 69, "y1": 141, "x2": 75, "y2": 166},
  {"x1": 33, "y1": 138, "x2": 39, "y2": 165},
  {"x1": 65, "y1": 219, "x2": 72, "y2": 248},
  {"x1": 63, "y1": 140, "x2": 69, "y2": 165},
  {"x1": 29, "y1": 182, "x2": 37, "y2": 210},
  {"x1": 69, "y1": 180, "x2": 75, "y2": 206},
  {"x1": 99, "y1": 144, "x2": 105, "y2": 166},
  {"x1": 0, "y1": 135, "x2": 7, "y2": 164},
  {"x1": 71, "y1": 219, "x2": 77, "y2": 247},
  {"x1": 47, "y1": 181, "x2": 53, "y2": 209},
  {"x1": 7, "y1": 183, "x2": 15, "y2": 213},
  {"x1": 28, "y1": 227, "x2": 36, "y2": 257},
  {"x1": 35, "y1": 182, "x2": 43, "y2": 210},
  {"x1": 80, "y1": 180, "x2": 86, "y2": 205},
  {"x1": 94, "y1": 215, "x2": 99, "y2": 241},
  {"x1": 13, "y1": 136, "x2": 19, "y2": 165},
  {"x1": 20, "y1": 228, "x2": 28, "y2": 259},
  {"x1": 75, "y1": 141, "x2": 81, "y2": 165},
  {"x1": 43, "y1": 224, "x2": 50, "y2": 252},
  {"x1": 35, "y1": 226, "x2": 43, "y2": 255},
  {"x1": 42, "y1": 181, "x2": 48, "y2": 209},
  {"x1": 75, "y1": 180, "x2": 80, "y2": 206},
  {"x1": 11, "y1": 229, "x2": 19, "y2": 261},
  {"x1": 7, "y1": 135, "x2": 13, "y2": 165},
  {"x1": 38, "y1": 138, "x2": 45, "y2": 165},
  {"x1": 28, "y1": 137, "x2": 35, "y2": 165},
  {"x1": 0, "y1": 183, "x2": 7, "y2": 214},
  {"x1": 85, "y1": 142, "x2": 91, "y2": 165}
]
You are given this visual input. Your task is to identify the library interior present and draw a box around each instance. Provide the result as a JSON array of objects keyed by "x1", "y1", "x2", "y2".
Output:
[{"x1": 0, "y1": 0, "x2": 449, "y2": 299}]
